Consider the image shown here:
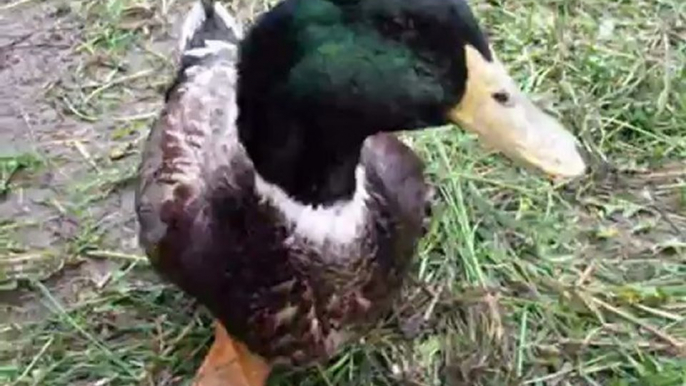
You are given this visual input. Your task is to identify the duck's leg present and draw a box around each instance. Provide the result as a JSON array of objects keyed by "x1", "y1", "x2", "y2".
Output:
[{"x1": 193, "y1": 321, "x2": 272, "y2": 386}]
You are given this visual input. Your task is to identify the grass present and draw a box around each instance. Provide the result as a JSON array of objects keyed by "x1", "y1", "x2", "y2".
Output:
[{"x1": 1, "y1": 0, "x2": 685, "y2": 385}]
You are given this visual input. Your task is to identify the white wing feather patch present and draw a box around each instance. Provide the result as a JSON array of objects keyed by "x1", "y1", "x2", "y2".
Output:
[
  {"x1": 183, "y1": 40, "x2": 238, "y2": 58},
  {"x1": 212, "y1": 2, "x2": 244, "y2": 40},
  {"x1": 179, "y1": 1, "x2": 206, "y2": 52}
]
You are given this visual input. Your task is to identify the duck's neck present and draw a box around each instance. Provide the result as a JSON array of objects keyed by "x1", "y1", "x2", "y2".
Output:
[
  {"x1": 237, "y1": 104, "x2": 371, "y2": 206},
  {"x1": 237, "y1": 104, "x2": 375, "y2": 246}
]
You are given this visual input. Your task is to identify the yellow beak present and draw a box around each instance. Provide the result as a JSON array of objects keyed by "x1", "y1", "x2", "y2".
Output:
[{"x1": 448, "y1": 45, "x2": 586, "y2": 179}]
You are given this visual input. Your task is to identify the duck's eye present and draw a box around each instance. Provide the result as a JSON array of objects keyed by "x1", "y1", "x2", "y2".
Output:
[{"x1": 492, "y1": 91, "x2": 512, "y2": 106}]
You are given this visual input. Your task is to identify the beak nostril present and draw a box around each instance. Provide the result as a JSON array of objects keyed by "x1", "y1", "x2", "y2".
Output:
[{"x1": 492, "y1": 91, "x2": 512, "y2": 105}]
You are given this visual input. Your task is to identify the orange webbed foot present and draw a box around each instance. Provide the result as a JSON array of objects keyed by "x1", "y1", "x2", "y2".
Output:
[{"x1": 193, "y1": 321, "x2": 271, "y2": 386}]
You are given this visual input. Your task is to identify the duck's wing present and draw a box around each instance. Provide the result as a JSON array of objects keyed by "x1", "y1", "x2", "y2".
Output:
[
  {"x1": 135, "y1": 1, "x2": 246, "y2": 258},
  {"x1": 361, "y1": 133, "x2": 433, "y2": 254}
]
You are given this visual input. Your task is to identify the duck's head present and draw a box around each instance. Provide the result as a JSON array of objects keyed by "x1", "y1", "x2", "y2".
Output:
[{"x1": 237, "y1": 0, "x2": 586, "y2": 205}]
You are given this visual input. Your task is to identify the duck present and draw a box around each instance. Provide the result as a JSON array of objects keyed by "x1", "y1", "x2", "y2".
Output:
[{"x1": 135, "y1": 0, "x2": 586, "y2": 385}]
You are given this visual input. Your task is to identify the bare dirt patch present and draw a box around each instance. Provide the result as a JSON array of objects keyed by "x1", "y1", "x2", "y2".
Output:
[
  {"x1": 0, "y1": 0, "x2": 183, "y2": 324},
  {"x1": 576, "y1": 163, "x2": 685, "y2": 263}
]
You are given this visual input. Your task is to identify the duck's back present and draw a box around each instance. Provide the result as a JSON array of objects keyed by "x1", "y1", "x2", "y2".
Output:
[
  {"x1": 136, "y1": 0, "x2": 246, "y2": 258},
  {"x1": 135, "y1": 1, "x2": 430, "y2": 368},
  {"x1": 135, "y1": 0, "x2": 258, "y2": 322}
]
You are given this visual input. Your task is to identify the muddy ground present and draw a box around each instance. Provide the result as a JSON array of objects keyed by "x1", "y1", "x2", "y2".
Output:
[{"x1": 0, "y1": 0, "x2": 181, "y2": 323}]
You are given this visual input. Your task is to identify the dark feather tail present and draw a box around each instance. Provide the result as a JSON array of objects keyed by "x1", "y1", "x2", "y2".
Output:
[{"x1": 179, "y1": 0, "x2": 243, "y2": 54}]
